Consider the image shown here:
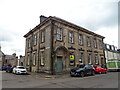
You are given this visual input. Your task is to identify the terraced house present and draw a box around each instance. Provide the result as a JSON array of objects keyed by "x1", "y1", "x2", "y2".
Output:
[{"x1": 24, "y1": 15, "x2": 105, "y2": 74}]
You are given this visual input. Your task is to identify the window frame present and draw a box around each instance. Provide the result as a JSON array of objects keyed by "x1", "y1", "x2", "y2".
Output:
[
  {"x1": 93, "y1": 38, "x2": 97, "y2": 48},
  {"x1": 69, "y1": 31, "x2": 74, "y2": 44},
  {"x1": 57, "y1": 27, "x2": 62, "y2": 41},
  {"x1": 78, "y1": 34, "x2": 83, "y2": 46},
  {"x1": 41, "y1": 30, "x2": 45, "y2": 43},
  {"x1": 40, "y1": 52, "x2": 44, "y2": 66},
  {"x1": 88, "y1": 54, "x2": 91, "y2": 64},
  {"x1": 79, "y1": 53, "x2": 84, "y2": 64},
  {"x1": 34, "y1": 34, "x2": 37, "y2": 46},
  {"x1": 87, "y1": 36, "x2": 91, "y2": 47},
  {"x1": 33, "y1": 53, "x2": 36, "y2": 66}
]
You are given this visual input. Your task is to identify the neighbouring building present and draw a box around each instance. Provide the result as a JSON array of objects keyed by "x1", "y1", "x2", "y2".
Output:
[
  {"x1": 4, "y1": 53, "x2": 18, "y2": 66},
  {"x1": 0, "y1": 45, "x2": 5, "y2": 68},
  {"x1": 104, "y1": 44, "x2": 120, "y2": 70},
  {"x1": 104, "y1": 44, "x2": 120, "y2": 61},
  {"x1": 24, "y1": 15, "x2": 105, "y2": 74}
]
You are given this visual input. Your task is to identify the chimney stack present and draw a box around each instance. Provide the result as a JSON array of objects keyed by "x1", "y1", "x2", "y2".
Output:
[{"x1": 39, "y1": 15, "x2": 47, "y2": 23}]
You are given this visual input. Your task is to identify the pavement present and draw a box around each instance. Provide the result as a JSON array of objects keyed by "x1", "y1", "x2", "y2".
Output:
[{"x1": 28, "y1": 71, "x2": 70, "y2": 79}]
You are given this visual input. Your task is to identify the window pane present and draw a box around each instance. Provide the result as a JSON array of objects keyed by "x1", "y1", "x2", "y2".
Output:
[{"x1": 57, "y1": 28, "x2": 62, "y2": 41}]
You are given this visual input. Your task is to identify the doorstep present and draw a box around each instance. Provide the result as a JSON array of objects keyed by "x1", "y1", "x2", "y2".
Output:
[{"x1": 27, "y1": 71, "x2": 69, "y2": 79}]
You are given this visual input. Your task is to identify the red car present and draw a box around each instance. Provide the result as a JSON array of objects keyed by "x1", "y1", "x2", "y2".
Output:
[{"x1": 94, "y1": 65, "x2": 107, "y2": 74}]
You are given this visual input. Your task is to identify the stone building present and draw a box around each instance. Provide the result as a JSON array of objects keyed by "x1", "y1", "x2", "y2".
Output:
[
  {"x1": 24, "y1": 15, "x2": 105, "y2": 74},
  {"x1": 4, "y1": 53, "x2": 18, "y2": 66},
  {"x1": 0, "y1": 45, "x2": 5, "y2": 68}
]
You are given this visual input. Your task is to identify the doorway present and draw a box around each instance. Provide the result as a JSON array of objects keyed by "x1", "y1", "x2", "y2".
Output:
[{"x1": 57, "y1": 56, "x2": 63, "y2": 72}]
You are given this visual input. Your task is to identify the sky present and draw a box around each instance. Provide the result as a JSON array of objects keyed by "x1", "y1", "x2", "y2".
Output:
[{"x1": 0, "y1": 0, "x2": 119, "y2": 57}]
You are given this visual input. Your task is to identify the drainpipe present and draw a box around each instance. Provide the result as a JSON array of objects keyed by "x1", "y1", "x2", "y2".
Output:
[
  {"x1": 50, "y1": 20, "x2": 55, "y2": 75},
  {"x1": 29, "y1": 31, "x2": 33, "y2": 72}
]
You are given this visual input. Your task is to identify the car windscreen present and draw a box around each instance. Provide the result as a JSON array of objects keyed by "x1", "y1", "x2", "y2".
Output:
[
  {"x1": 79, "y1": 65, "x2": 85, "y2": 68},
  {"x1": 17, "y1": 67, "x2": 25, "y2": 69}
]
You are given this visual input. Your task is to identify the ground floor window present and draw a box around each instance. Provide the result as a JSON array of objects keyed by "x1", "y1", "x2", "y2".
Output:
[
  {"x1": 79, "y1": 53, "x2": 84, "y2": 64},
  {"x1": 88, "y1": 54, "x2": 91, "y2": 64},
  {"x1": 27, "y1": 55, "x2": 30, "y2": 65},
  {"x1": 40, "y1": 52, "x2": 44, "y2": 66},
  {"x1": 33, "y1": 53, "x2": 36, "y2": 65},
  {"x1": 95, "y1": 54, "x2": 99, "y2": 65}
]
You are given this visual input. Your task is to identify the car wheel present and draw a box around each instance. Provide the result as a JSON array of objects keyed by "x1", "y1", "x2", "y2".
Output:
[{"x1": 80, "y1": 72, "x2": 84, "y2": 77}]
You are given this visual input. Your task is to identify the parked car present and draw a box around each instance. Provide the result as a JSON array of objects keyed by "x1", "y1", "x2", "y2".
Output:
[
  {"x1": 1, "y1": 66, "x2": 7, "y2": 71},
  {"x1": 94, "y1": 65, "x2": 107, "y2": 74},
  {"x1": 6, "y1": 64, "x2": 15, "y2": 73},
  {"x1": 70, "y1": 64, "x2": 95, "y2": 77},
  {"x1": 12, "y1": 66, "x2": 27, "y2": 75}
]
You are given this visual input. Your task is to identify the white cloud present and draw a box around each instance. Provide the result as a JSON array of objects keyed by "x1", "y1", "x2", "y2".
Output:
[{"x1": 0, "y1": 0, "x2": 118, "y2": 56}]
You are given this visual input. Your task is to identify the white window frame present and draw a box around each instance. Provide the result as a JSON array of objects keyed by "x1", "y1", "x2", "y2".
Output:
[
  {"x1": 99, "y1": 40, "x2": 103, "y2": 49},
  {"x1": 94, "y1": 38, "x2": 97, "y2": 48},
  {"x1": 27, "y1": 55, "x2": 30, "y2": 65},
  {"x1": 33, "y1": 53, "x2": 36, "y2": 65},
  {"x1": 57, "y1": 27, "x2": 62, "y2": 41},
  {"x1": 79, "y1": 53, "x2": 84, "y2": 64},
  {"x1": 34, "y1": 34, "x2": 37, "y2": 45},
  {"x1": 41, "y1": 31, "x2": 45, "y2": 43},
  {"x1": 78, "y1": 34, "x2": 83, "y2": 45},
  {"x1": 87, "y1": 37, "x2": 91, "y2": 47},
  {"x1": 95, "y1": 55, "x2": 99, "y2": 65},
  {"x1": 28, "y1": 38, "x2": 31, "y2": 48},
  {"x1": 40, "y1": 52, "x2": 44, "y2": 66},
  {"x1": 69, "y1": 31, "x2": 74, "y2": 43},
  {"x1": 88, "y1": 54, "x2": 91, "y2": 64}
]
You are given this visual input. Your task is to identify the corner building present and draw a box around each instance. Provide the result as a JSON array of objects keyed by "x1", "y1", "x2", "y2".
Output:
[{"x1": 24, "y1": 15, "x2": 105, "y2": 74}]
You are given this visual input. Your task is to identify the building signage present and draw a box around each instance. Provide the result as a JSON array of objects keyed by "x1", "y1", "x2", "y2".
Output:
[{"x1": 70, "y1": 55, "x2": 75, "y2": 60}]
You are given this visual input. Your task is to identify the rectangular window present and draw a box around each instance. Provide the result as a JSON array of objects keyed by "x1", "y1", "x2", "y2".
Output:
[
  {"x1": 57, "y1": 27, "x2": 62, "y2": 41},
  {"x1": 41, "y1": 31, "x2": 45, "y2": 43},
  {"x1": 79, "y1": 53, "x2": 84, "y2": 64},
  {"x1": 69, "y1": 31, "x2": 74, "y2": 43},
  {"x1": 88, "y1": 54, "x2": 91, "y2": 64},
  {"x1": 78, "y1": 34, "x2": 83, "y2": 45},
  {"x1": 27, "y1": 55, "x2": 30, "y2": 65},
  {"x1": 33, "y1": 53, "x2": 36, "y2": 65},
  {"x1": 87, "y1": 37, "x2": 91, "y2": 47},
  {"x1": 99, "y1": 40, "x2": 103, "y2": 49},
  {"x1": 28, "y1": 38, "x2": 31, "y2": 48},
  {"x1": 34, "y1": 34, "x2": 37, "y2": 45},
  {"x1": 40, "y1": 52, "x2": 44, "y2": 66},
  {"x1": 93, "y1": 38, "x2": 97, "y2": 48},
  {"x1": 95, "y1": 55, "x2": 99, "y2": 65}
]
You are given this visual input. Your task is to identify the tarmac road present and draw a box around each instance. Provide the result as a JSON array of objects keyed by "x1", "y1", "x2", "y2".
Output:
[{"x1": 2, "y1": 71, "x2": 119, "y2": 88}]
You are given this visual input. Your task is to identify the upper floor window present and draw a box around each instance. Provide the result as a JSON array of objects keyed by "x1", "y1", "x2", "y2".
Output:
[
  {"x1": 99, "y1": 40, "x2": 103, "y2": 49},
  {"x1": 28, "y1": 38, "x2": 31, "y2": 48},
  {"x1": 69, "y1": 31, "x2": 74, "y2": 43},
  {"x1": 57, "y1": 27, "x2": 62, "y2": 41},
  {"x1": 78, "y1": 34, "x2": 83, "y2": 45},
  {"x1": 87, "y1": 36, "x2": 91, "y2": 47},
  {"x1": 41, "y1": 31, "x2": 45, "y2": 43},
  {"x1": 34, "y1": 34, "x2": 37, "y2": 45},
  {"x1": 93, "y1": 38, "x2": 97, "y2": 48}
]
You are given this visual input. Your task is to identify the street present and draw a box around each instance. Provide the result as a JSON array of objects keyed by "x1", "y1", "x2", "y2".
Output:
[{"x1": 2, "y1": 71, "x2": 119, "y2": 88}]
